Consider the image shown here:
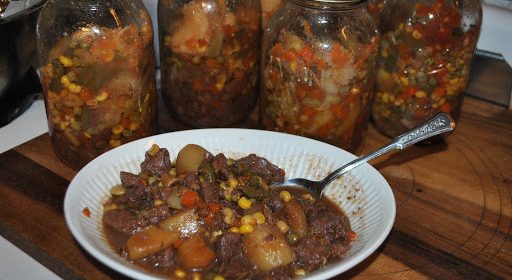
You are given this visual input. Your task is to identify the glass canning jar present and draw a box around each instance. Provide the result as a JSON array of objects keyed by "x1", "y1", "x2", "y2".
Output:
[
  {"x1": 37, "y1": 0, "x2": 157, "y2": 169},
  {"x1": 371, "y1": 0, "x2": 482, "y2": 138},
  {"x1": 260, "y1": 0, "x2": 379, "y2": 151},
  {"x1": 158, "y1": 0, "x2": 261, "y2": 128}
]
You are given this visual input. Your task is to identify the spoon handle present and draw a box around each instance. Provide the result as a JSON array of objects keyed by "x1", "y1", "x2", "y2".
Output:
[
  {"x1": 395, "y1": 112, "x2": 455, "y2": 149},
  {"x1": 321, "y1": 113, "x2": 456, "y2": 186}
]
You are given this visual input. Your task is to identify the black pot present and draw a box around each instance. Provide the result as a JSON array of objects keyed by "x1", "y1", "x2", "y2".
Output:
[{"x1": 0, "y1": 0, "x2": 45, "y2": 126}]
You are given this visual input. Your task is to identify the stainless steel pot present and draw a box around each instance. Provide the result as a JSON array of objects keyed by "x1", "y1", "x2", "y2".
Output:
[{"x1": 0, "y1": 0, "x2": 45, "y2": 125}]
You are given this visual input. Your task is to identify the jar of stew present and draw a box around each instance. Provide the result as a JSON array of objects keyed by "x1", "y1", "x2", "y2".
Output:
[
  {"x1": 260, "y1": 0, "x2": 379, "y2": 151},
  {"x1": 371, "y1": 0, "x2": 482, "y2": 138},
  {"x1": 37, "y1": 0, "x2": 157, "y2": 169},
  {"x1": 158, "y1": 0, "x2": 261, "y2": 128}
]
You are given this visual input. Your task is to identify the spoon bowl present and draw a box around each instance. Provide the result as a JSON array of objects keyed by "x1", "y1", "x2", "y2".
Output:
[{"x1": 271, "y1": 112, "x2": 456, "y2": 198}]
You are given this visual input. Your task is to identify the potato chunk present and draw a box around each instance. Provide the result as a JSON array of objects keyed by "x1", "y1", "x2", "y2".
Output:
[
  {"x1": 175, "y1": 144, "x2": 208, "y2": 174},
  {"x1": 125, "y1": 225, "x2": 180, "y2": 260},
  {"x1": 244, "y1": 225, "x2": 295, "y2": 271},
  {"x1": 177, "y1": 234, "x2": 216, "y2": 269}
]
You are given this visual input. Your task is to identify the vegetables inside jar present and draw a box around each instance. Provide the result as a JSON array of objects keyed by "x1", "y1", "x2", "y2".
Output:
[
  {"x1": 260, "y1": 0, "x2": 379, "y2": 152},
  {"x1": 158, "y1": 0, "x2": 261, "y2": 128},
  {"x1": 371, "y1": 0, "x2": 482, "y2": 138},
  {"x1": 37, "y1": 0, "x2": 158, "y2": 170}
]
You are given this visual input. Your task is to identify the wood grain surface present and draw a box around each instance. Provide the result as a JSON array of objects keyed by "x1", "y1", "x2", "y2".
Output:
[{"x1": 0, "y1": 97, "x2": 510, "y2": 280}]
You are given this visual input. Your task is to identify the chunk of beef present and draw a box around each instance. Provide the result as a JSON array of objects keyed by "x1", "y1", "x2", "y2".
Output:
[
  {"x1": 140, "y1": 148, "x2": 172, "y2": 177},
  {"x1": 140, "y1": 205, "x2": 171, "y2": 224},
  {"x1": 140, "y1": 247, "x2": 175, "y2": 268},
  {"x1": 183, "y1": 173, "x2": 201, "y2": 191},
  {"x1": 307, "y1": 207, "x2": 350, "y2": 242},
  {"x1": 125, "y1": 184, "x2": 151, "y2": 209},
  {"x1": 217, "y1": 260, "x2": 254, "y2": 280},
  {"x1": 211, "y1": 153, "x2": 230, "y2": 180},
  {"x1": 235, "y1": 154, "x2": 285, "y2": 184},
  {"x1": 329, "y1": 242, "x2": 350, "y2": 260},
  {"x1": 293, "y1": 236, "x2": 329, "y2": 272},
  {"x1": 200, "y1": 180, "x2": 220, "y2": 204},
  {"x1": 103, "y1": 209, "x2": 148, "y2": 235},
  {"x1": 263, "y1": 189, "x2": 284, "y2": 212},
  {"x1": 215, "y1": 232, "x2": 242, "y2": 262},
  {"x1": 120, "y1": 171, "x2": 146, "y2": 188},
  {"x1": 215, "y1": 233, "x2": 254, "y2": 279},
  {"x1": 262, "y1": 205, "x2": 277, "y2": 226}
]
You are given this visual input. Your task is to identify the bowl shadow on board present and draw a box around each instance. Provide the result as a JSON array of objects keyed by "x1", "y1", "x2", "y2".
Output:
[{"x1": 74, "y1": 243, "x2": 131, "y2": 280}]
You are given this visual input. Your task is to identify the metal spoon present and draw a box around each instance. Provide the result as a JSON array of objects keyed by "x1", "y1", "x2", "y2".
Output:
[{"x1": 271, "y1": 112, "x2": 456, "y2": 199}]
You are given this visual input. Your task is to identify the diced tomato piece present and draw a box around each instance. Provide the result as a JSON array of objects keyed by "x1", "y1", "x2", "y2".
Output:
[
  {"x1": 331, "y1": 43, "x2": 349, "y2": 65},
  {"x1": 401, "y1": 86, "x2": 417, "y2": 99}
]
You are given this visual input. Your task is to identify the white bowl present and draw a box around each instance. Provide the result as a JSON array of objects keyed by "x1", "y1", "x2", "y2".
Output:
[{"x1": 64, "y1": 128, "x2": 396, "y2": 280}]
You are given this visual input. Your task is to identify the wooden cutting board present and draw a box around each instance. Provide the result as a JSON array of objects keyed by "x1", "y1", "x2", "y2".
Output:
[{"x1": 0, "y1": 97, "x2": 510, "y2": 279}]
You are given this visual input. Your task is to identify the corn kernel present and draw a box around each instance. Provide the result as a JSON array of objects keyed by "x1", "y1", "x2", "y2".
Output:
[
  {"x1": 60, "y1": 75, "x2": 70, "y2": 85},
  {"x1": 222, "y1": 208, "x2": 235, "y2": 225},
  {"x1": 294, "y1": 268, "x2": 306, "y2": 276},
  {"x1": 83, "y1": 131, "x2": 91, "y2": 138},
  {"x1": 228, "y1": 227, "x2": 239, "y2": 233},
  {"x1": 214, "y1": 276, "x2": 225, "y2": 280},
  {"x1": 96, "y1": 91, "x2": 109, "y2": 102},
  {"x1": 174, "y1": 268, "x2": 187, "y2": 278},
  {"x1": 381, "y1": 92, "x2": 390, "y2": 103},
  {"x1": 147, "y1": 144, "x2": 160, "y2": 156},
  {"x1": 239, "y1": 224, "x2": 254, "y2": 234},
  {"x1": 228, "y1": 177, "x2": 238, "y2": 188},
  {"x1": 412, "y1": 30, "x2": 423, "y2": 39},
  {"x1": 241, "y1": 215, "x2": 257, "y2": 226},
  {"x1": 104, "y1": 203, "x2": 118, "y2": 211},
  {"x1": 111, "y1": 185, "x2": 126, "y2": 196},
  {"x1": 238, "y1": 196, "x2": 252, "y2": 209},
  {"x1": 394, "y1": 99, "x2": 404, "y2": 106},
  {"x1": 215, "y1": 82, "x2": 225, "y2": 91},
  {"x1": 60, "y1": 121, "x2": 69, "y2": 130},
  {"x1": 415, "y1": 90, "x2": 427, "y2": 98},
  {"x1": 400, "y1": 76, "x2": 409, "y2": 86},
  {"x1": 350, "y1": 86, "x2": 361, "y2": 95},
  {"x1": 276, "y1": 220, "x2": 289, "y2": 234},
  {"x1": 112, "y1": 124, "x2": 124, "y2": 135},
  {"x1": 154, "y1": 199, "x2": 165, "y2": 206},
  {"x1": 109, "y1": 139, "x2": 121, "y2": 148},
  {"x1": 128, "y1": 122, "x2": 140, "y2": 131},
  {"x1": 68, "y1": 83, "x2": 82, "y2": 93},
  {"x1": 169, "y1": 168, "x2": 177, "y2": 177},
  {"x1": 280, "y1": 190, "x2": 292, "y2": 203},
  {"x1": 302, "y1": 193, "x2": 315, "y2": 201},
  {"x1": 253, "y1": 212, "x2": 266, "y2": 225},
  {"x1": 59, "y1": 55, "x2": 73, "y2": 67},
  {"x1": 192, "y1": 273, "x2": 202, "y2": 280}
]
